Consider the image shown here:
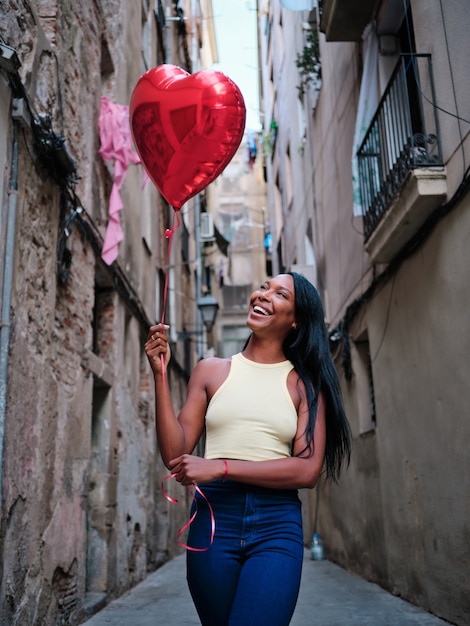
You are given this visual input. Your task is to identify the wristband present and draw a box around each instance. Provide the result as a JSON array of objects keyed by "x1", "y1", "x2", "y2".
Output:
[{"x1": 222, "y1": 459, "x2": 228, "y2": 482}]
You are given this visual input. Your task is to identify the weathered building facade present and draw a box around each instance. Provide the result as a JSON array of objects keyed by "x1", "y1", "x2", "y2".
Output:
[
  {"x1": 0, "y1": 1, "x2": 216, "y2": 624},
  {"x1": 207, "y1": 136, "x2": 268, "y2": 359},
  {"x1": 259, "y1": 0, "x2": 469, "y2": 624}
]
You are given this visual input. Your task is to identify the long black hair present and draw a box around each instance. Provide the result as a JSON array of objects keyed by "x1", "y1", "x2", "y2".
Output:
[{"x1": 283, "y1": 272, "x2": 351, "y2": 482}]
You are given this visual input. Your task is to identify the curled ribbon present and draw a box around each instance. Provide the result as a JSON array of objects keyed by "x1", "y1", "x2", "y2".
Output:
[{"x1": 162, "y1": 474, "x2": 216, "y2": 552}]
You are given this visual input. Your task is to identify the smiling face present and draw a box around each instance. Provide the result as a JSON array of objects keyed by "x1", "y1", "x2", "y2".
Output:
[{"x1": 247, "y1": 274, "x2": 297, "y2": 339}]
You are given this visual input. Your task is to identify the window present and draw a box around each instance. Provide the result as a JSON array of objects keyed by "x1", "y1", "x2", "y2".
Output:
[
  {"x1": 141, "y1": 9, "x2": 152, "y2": 71},
  {"x1": 218, "y1": 205, "x2": 244, "y2": 242},
  {"x1": 222, "y1": 285, "x2": 250, "y2": 311},
  {"x1": 352, "y1": 334, "x2": 376, "y2": 433},
  {"x1": 221, "y1": 324, "x2": 251, "y2": 358}
]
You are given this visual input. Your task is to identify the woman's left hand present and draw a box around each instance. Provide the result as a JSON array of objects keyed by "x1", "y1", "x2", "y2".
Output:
[{"x1": 169, "y1": 454, "x2": 226, "y2": 486}]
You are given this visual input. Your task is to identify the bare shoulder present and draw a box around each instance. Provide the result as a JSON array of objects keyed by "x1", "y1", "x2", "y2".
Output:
[
  {"x1": 287, "y1": 368, "x2": 306, "y2": 411},
  {"x1": 192, "y1": 356, "x2": 232, "y2": 399},
  {"x1": 194, "y1": 355, "x2": 231, "y2": 370}
]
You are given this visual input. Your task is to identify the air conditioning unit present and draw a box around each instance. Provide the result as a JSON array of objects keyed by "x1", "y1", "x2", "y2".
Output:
[{"x1": 200, "y1": 213, "x2": 214, "y2": 240}]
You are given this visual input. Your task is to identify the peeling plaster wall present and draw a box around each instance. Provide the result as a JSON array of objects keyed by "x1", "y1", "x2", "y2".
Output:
[
  {"x1": 0, "y1": 2, "x2": 191, "y2": 624},
  {"x1": 309, "y1": 1, "x2": 470, "y2": 624},
  {"x1": 320, "y1": 194, "x2": 470, "y2": 625}
]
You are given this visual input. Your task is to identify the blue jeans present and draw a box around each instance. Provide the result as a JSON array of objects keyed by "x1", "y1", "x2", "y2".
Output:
[{"x1": 186, "y1": 480, "x2": 304, "y2": 626}]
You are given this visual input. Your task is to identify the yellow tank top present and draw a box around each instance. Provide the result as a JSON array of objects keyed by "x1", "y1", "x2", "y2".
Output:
[{"x1": 204, "y1": 353, "x2": 298, "y2": 462}]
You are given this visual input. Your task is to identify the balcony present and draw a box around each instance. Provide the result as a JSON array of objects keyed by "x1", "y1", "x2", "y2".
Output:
[
  {"x1": 319, "y1": 0, "x2": 378, "y2": 41},
  {"x1": 357, "y1": 54, "x2": 447, "y2": 263}
]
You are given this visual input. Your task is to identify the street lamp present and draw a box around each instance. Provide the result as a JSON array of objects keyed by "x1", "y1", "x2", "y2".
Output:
[
  {"x1": 197, "y1": 294, "x2": 219, "y2": 332},
  {"x1": 176, "y1": 295, "x2": 219, "y2": 340}
]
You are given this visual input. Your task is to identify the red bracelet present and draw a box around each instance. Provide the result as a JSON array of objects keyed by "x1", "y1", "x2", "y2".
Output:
[{"x1": 222, "y1": 459, "x2": 228, "y2": 482}]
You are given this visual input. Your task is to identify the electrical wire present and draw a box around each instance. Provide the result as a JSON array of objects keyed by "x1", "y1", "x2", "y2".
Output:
[
  {"x1": 335, "y1": 2, "x2": 470, "y2": 372},
  {"x1": 331, "y1": 164, "x2": 470, "y2": 378},
  {"x1": 437, "y1": 0, "x2": 467, "y2": 180},
  {"x1": 403, "y1": 0, "x2": 470, "y2": 127},
  {"x1": 17, "y1": 90, "x2": 157, "y2": 334},
  {"x1": 370, "y1": 272, "x2": 396, "y2": 363}
]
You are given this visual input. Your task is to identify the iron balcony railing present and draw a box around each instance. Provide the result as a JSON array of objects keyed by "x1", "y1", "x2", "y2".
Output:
[{"x1": 357, "y1": 54, "x2": 443, "y2": 240}]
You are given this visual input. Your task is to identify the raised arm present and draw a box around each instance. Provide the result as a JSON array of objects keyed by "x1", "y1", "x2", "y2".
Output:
[{"x1": 145, "y1": 324, "x2": 208, "y2": 468}]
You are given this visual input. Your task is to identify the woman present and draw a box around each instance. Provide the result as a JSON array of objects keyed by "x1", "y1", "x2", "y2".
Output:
[{"x1": 145, "y1": 272, "x2": 351, "y2": 626}]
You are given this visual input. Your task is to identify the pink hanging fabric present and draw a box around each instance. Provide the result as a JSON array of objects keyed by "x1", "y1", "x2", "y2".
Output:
[{"x1": 98, "y1": 96, "x2": 141, "y2": 265}]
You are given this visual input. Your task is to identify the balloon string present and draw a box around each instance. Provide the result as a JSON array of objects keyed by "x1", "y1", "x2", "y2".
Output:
[
  {"x1": 160, "y1": 209, "x2": 180, "y2": 327},
  {"x1": 159, "y1": 209, "x2": 180, "y2": 460},
  {"x1": 159, "y1": 208, "x2": 214, "y2": 552}
]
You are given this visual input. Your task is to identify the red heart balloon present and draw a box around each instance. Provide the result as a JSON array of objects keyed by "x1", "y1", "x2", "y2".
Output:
[{"x1": 130, "y1": 65, "x2": 246, "y2": 209}]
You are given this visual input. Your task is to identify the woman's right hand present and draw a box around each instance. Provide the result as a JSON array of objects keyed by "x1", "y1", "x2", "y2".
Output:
[{"x1": 145, "y1": 324, "x2": 171, "y2": 376}]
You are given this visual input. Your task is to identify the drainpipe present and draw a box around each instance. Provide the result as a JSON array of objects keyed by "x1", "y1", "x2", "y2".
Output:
[{"x1": 0, "y1": 120, "x2": 19, "y2": 510}]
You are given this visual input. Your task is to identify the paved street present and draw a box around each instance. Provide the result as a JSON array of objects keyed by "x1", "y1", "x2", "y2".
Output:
[{"x1": 82, "y1": 550, "x2": 449, "y2": 625}]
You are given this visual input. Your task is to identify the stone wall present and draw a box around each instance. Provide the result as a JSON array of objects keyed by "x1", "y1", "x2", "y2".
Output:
[{"x1": 0, "y1": 1, "x2": 193, "y2": 624}]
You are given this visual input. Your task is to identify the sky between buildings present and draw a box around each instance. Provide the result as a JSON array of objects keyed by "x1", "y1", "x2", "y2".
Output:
[{"x1": 211, "y1": 0, "x2": 262, "y2": 131}]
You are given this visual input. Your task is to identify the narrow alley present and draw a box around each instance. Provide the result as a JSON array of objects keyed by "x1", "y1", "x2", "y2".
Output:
[
  {"x1": 1, "y1": 1, "x2": 469, "y2": 625},
  {"x1": 81, "y1": 551, "x2": 449, "y2": 625}
]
